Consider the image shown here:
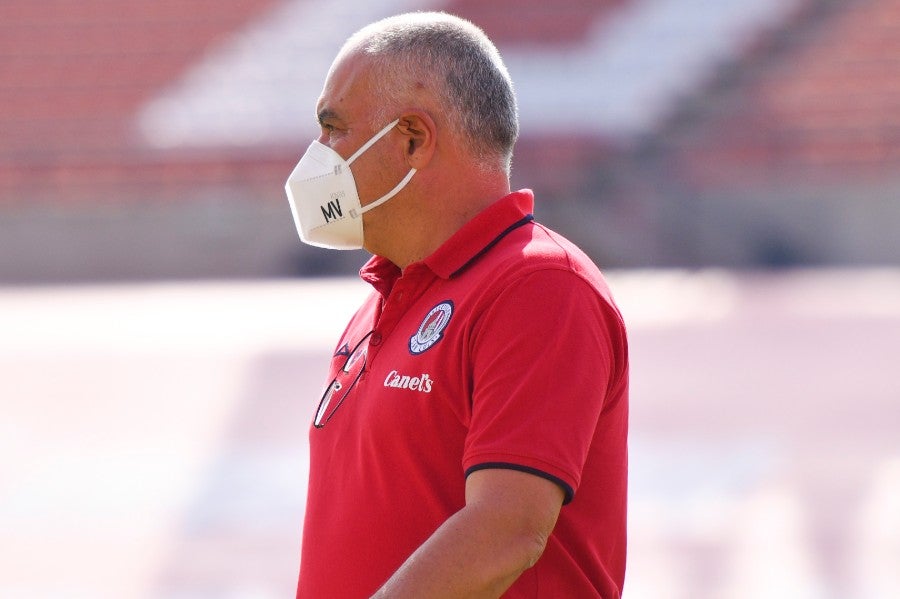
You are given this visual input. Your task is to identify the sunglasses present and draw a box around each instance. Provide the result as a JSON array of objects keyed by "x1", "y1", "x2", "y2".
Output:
[{"x1": 314, "y1": 331, "x2": 373, "y2": 428}]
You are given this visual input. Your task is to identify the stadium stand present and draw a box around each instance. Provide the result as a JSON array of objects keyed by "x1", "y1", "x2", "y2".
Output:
[
  {"x1": 444, "y1": 0, "x2": 630, "y2": 46},
  {"x1": 641, "y1": 0, "x2": 900, "y2": 265},
  {"x1": 0, "y1": 0, "x2": 307, "y2": 282},
  {"x1": 0, "y1": 0, "x2": 280, "y2": 161},
  {"x1": 665, "y1": 0, "x2": 900, "y2": 181},
  {"x1": 1, "y1": 0, "x2": 897, "y2": 281}
]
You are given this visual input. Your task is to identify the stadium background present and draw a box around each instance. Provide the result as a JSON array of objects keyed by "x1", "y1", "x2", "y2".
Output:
[{"x1": 2, "y1": 0, "x2": 899, "y2": 597}]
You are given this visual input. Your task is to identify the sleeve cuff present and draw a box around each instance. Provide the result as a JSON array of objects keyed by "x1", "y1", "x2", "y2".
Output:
[{"x1": 464, "y1": 462, "x2": 575, "y2": 505}]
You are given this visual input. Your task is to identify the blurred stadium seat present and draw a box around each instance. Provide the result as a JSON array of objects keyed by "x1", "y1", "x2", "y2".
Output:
[{"x1": 3, "y1": 0, "x2": 898, "y2": 281}]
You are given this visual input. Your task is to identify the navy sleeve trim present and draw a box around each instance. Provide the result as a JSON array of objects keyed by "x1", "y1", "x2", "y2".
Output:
[{"x1": 465, "y1": 461, "x2": 575, "y2": 505}]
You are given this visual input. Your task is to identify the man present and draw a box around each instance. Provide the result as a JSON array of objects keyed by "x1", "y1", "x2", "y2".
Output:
[{"x1": 285, "y1": 12, "x2": 628, "y2": 598}]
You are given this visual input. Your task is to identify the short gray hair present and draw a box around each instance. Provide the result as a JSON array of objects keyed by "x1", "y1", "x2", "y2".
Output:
[{"x1": 342, "y1": 12, "x2": 519, "y2": 174}]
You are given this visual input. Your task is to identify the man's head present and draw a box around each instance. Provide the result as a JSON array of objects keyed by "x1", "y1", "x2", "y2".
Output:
[
  {"x1": 287, "y1": 12, "x2": 518, "y2": 264},
  {"x1": 336, "y1": 12, "x2": 518, "y2": 175}
]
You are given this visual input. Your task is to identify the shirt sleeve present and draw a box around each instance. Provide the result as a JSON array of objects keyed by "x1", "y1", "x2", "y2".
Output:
[{"x1": 462, "y1": 268, "x2": 625, "y2": 503}]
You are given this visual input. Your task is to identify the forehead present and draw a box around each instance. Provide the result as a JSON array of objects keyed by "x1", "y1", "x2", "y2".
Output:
[{"x1": 317, "y1": 50, "x2": 376, "y2": 121}]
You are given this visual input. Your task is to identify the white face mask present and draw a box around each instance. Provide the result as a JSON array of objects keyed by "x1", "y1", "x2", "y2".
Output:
[{"x1": 284, "y1": 119, "x2": 417, "y2": 250}]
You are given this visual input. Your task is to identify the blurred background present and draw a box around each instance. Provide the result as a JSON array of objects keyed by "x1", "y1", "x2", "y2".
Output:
[{"x1": 1, "y1": 0, "x2": 898, "y2": 597}]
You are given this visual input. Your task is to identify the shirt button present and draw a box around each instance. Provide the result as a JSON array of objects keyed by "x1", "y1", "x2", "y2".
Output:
[{"x1": 370, "y1": 332, "x2": 383, "y2": 346}]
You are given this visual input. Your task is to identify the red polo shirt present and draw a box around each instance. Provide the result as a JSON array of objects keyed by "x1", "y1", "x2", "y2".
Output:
[{"x1": 297, "y1": 190, "x2": 628, "y2": 598}]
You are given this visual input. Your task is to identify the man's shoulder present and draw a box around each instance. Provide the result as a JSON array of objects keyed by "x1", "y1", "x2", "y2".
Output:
[{"x1": 493, "y1": 219, "x2": 611, "y2": 292}]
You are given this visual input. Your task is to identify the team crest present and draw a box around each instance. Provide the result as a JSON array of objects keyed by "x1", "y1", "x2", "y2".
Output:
[{"x1": 409, "y1": 300, "x2": 454, "y2": 355}]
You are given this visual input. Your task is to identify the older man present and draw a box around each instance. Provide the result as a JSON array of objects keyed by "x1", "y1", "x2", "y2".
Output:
[{"x1": 285, "y1": 12, "x2": 628, "y2": 599}]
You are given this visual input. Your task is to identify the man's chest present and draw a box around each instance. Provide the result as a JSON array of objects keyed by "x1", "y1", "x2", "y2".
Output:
[
  {"x1": 354, "y1": 293, "x2": 471, "y2": 435},
  {"x1": 311, "y1": 277, "x2": 481, "y2": 452}
]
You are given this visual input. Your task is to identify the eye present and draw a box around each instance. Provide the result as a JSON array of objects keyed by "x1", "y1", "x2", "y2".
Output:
[{"x1": 316, "y1": 115, "x2": 335, "y2": 133}]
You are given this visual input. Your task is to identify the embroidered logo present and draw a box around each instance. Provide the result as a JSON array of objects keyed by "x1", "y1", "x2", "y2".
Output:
[
  {"x1": 409, "y1": 300, "x2": 453, "y2": 355},
  {"x1": 384, "y1": 370, "x2": 434, "y2": 393}
]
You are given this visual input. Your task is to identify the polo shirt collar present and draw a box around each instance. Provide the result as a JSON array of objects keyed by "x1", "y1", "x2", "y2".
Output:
[
  {"x1": 360, "y1": 189, "x2": 535, "y2": 294},
  {"x1": 424, "y1": 189, "x2": 535, "y2": 279}
]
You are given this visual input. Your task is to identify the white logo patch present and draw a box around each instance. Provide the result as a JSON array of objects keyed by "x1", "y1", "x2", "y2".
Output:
[{"x1": 409, "y1": 300, "x2": 453, "y2": 355}]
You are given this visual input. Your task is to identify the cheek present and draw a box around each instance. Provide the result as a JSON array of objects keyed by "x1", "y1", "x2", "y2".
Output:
[{"x1": 354, "y1": 153, "x2": 401, "y2": 203}]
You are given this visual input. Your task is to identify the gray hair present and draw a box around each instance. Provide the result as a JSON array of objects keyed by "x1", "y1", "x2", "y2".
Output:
[{"x1": 341, "y1": 12, "x2": 519, "y2": 174}]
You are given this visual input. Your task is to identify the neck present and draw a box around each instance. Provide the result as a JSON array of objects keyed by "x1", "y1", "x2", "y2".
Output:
[{"x1": 365, "y1": 169, "x2": 511, "y2": 270}]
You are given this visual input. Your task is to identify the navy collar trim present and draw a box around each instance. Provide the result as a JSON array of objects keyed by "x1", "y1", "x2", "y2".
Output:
[{"x1": 449, "y1": 214, "x2": 534, "y2": 279}]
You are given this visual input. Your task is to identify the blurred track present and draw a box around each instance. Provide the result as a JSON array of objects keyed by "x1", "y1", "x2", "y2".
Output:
[{"x1": 1, "y1": 270, "x2": 898, "y2": 598}]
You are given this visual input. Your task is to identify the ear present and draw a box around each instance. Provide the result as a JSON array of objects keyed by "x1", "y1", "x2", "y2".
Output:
[{"x1": 396, "y1": 112, "x2": 436, "y2": 169}]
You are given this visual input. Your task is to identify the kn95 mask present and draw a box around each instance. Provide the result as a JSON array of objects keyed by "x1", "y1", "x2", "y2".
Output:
[{"x1": 284, "y1": 119, "x2": 416, "y2": 250}]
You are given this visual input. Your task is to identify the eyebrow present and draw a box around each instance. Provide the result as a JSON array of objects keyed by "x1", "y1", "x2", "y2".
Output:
[{"x1": 317, "y1": 108, "x2": 340, "y2": 125}]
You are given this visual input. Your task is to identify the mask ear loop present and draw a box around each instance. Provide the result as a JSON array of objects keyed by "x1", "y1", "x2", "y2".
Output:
[
  {"x1": 352, "y1": 167, "x2": 417, "y2": 218},
  {"x1": 347, "y1": 119, "x2": 400, "y2": 164},
  {"x1": 345, "y1": 118, "x2": 417, "y2": 218}
]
